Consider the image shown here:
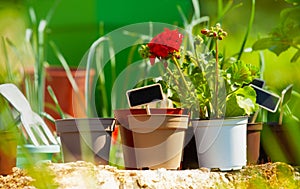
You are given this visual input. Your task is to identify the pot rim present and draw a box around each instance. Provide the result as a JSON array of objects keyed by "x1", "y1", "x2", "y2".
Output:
[
  {"x1": 55, "y1": 118, "x2": 115, "y2": 132},
  {"x1": 247, "y1": 122, "x2": 263, "y2": 131},
  {"x1": 191, "y1": 116, "x2": 248, "y2": 127},
  {"x1": 45, "y1": 66, "x2": 95, "y2": 77},
  {"x1": 17, "y1": 144, "x2": 60, "y2": 153}
]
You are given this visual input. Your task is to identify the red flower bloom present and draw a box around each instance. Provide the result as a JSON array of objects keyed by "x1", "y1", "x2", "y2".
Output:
[{"x1": 147, "y1": 28, "x2": 183, "y2": 61}]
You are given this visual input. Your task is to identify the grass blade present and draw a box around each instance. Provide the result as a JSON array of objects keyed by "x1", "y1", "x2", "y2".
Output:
[
  {"x1": 47, "y1": 86, "x2": 66, "y2": 119},
  {"x1": 49, "y1": 41, "x2": 79, "y2": 93}
]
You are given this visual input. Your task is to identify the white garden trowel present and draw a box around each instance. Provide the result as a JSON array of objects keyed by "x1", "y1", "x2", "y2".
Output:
[{"x1": 0, "y1": 83, "x2": 58, "y2": 146}]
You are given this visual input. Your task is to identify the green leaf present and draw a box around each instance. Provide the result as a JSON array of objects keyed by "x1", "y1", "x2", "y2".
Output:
[
  {"x1": 291, "y1": 49, "x2": 300, "y2": 62},
  {"x1": 280, "y1": 6, "x2": 300, "y2": 22},
  {"x1": 252, "y1": 38, "x2": 277, "y2": 50},
  {"x1": 47, "y1": 86, "x2": 66, "y2": 119},
  {"x1": 252, "y1": 4, "x2": 299, "y2": 61},
  {"x1": 226, "y1": 95, "x2": 245, "y2": 117},
  {"x1": 226, "y1": 60, "x2": 256, "y2": 86},
  {"x1": 50, "y1": 41, "x2": 79, "y2": 93},
  {"x1": 252, "y1": 37, "x2": 290, "y2": 56},
  {"x1": 226, "y1": 86, "x2": 258, "y2": 117}
]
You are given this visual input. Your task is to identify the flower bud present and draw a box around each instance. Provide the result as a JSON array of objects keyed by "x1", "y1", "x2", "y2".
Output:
[
  {"x1": 201, "y1": 28, "x2": 209, "y2": 35},
  {"x1": 138, "y1": 45, "x2": 151, "y2": 58}
]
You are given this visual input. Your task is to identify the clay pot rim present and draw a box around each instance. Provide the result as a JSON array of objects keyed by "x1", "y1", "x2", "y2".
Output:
[
  {"x1": 128, "y1": 114, "x2": 189, "y2": 118},
  {"x1": 45, "y1": 66, "x2": 95, "y2": 77},
  {"x1": 247, "y1": 122, "x2": 263, "y2": 131},
  {"x1": 55, "y1": 118, "x2": 115, "y2": 133}
]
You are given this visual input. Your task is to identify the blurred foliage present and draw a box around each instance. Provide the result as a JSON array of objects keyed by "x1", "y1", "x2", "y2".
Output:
[
  {"x1": 0, "y1": 1, "x2": 29, "y2": 86},
  {"x1": 0, "y1": 96, "x2": 17, "y2": 131},
  {"x1": 252, "y1": 0, "x2": 300, "y2": 62},
  {"x1": 197, "y1": 0, "x2": 300, "y2": 124}
]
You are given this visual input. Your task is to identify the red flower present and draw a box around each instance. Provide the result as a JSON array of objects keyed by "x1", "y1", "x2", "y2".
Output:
[{"x1": 147, "y1": 28, "x2": 183, "y2": 61}]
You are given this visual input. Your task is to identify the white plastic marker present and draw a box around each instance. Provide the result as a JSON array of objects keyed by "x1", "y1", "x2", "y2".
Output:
[
  {"x1": 126, "y1": 83, "x2": 164, "y2": 115},
  {"x1": 279, "y1": 84, "x2": 293, "y2": 125},
  {"x1": 250, "y1": 84, "x2": 281, "y2": 113}
]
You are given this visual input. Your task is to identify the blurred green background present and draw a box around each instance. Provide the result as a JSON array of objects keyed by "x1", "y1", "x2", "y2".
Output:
[{"x1": 0, "y1": 0, "x2": 297, "y2": 97}]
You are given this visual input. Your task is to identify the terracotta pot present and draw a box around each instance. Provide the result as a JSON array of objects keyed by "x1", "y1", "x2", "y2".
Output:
[
  {"x1": 44, "y1": 67, "x2": 95, "y2": 132},
  {"x1": 0, "y1": 131, "x2": 18, "y2": 175},
  {"x1": 55, "y1": 118, "x2": 115, "y2": 165},
  {"x1": 128, "y1": 114, "x2": 188, "y2": 170},
  {"x1": 114, "y1": 108, "x2": 188, "y2": 170},
  {"x1": 261, "y1": 122, "x2": 300, "y2": 165},
  {"x1": 192, "y1": 117, "x2": 248, "y2": 171},
  {"x1": 247, "y1": 122, "x2": 263, "y2": 165}
]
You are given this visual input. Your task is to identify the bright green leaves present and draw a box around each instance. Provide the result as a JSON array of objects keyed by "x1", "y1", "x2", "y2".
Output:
[
  {"x1": 226, "y1": 86, "x2": 258, "y2": 117},
  {"x1": 226, "y1": 60, "x2": 260, "y2": 87},
  {"x1": 252, "y1": 4, "x2": 300, "y2": 62},
  {"x1": 223, "y1": 60, "x2": 259, "y2": 117},
  {"x1": 252, "y1": 37, "x2": 290, "y2": 56}
]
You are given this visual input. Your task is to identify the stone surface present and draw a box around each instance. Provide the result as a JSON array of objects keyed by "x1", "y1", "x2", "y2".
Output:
[{"x1": 1, "y1": 161, "x2": 300, "y2": 188}]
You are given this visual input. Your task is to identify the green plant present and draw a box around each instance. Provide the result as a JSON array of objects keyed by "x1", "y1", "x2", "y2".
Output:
[
  {"x1": 252, "y1": 0, "x2": 300, "y2": 63},
  {"x1": 0, "y1": 96, "x2": 18, "y2": 132},
  {"x1": 0, "y1": 37, "x2": 24, "y2": 86},
  {"x1": 139, "y1": 23, "x2": 259, "y2": 119},
  {"x1": 0, "y1": 2, "x2": 28, "y2": 88},
  {"x1": 24, "y1": 1, "x2": 82, "y2": 121},
  {"x1": 251, "y1": 0, "x2": 300, "y2": 125},
  {"x1": 136, "y1": 0, "x2": 260, "y2": 119},
  {"x1": 200, "y1": 23, "x2": 259, "y2": 118},
  {"x1": 23, "y1": 2, "x2": 56, "y2": 116}
]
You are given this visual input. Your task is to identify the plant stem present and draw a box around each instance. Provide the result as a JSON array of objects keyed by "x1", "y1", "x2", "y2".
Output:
[
  {"x1": 47, "y1": 86, "x2": 66, "y2": 119},
  {"x1": 166, "y1": 67, "x2": 183, "y2": 93},
  {"x1": 215, "y1": 39, "x2": 219, "y2": 118},
  {"x1": 172, "y1": 56, "x2": 190, "y2": 91},
  {"x1": 237, "y1": 0, "x2": 255, "y2": 60},
  {"x1": 2, "y1": 37, "x2": 13, "y2": 82}
]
